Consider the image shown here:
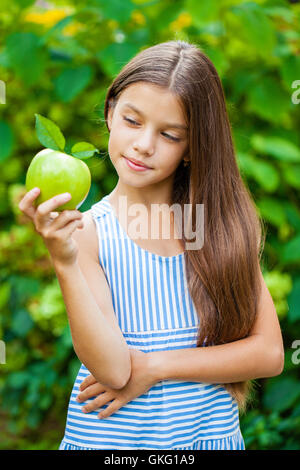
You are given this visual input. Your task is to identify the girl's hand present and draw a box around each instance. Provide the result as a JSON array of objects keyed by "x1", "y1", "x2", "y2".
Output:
[
  {"x1": 76, "y1": 349, "x2": 157, "y2": 419},
  {"x1": 18, "y1": 187, "x2": 84, "y2": 267}
]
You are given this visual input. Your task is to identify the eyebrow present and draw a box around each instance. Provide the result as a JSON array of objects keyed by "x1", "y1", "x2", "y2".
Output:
[{"x1": 122, "y1": 103, "x2": 188, "y2": 130}]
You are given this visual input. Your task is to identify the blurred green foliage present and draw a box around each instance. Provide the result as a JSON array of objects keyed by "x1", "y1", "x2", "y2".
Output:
[{"x1": 0, "y1": 0, "x2": 300, "y2": 450}]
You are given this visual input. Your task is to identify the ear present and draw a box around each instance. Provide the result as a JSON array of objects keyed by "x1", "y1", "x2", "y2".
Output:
[{"x1": 182, "y1": 148, "x2": 190, "y2": 163}]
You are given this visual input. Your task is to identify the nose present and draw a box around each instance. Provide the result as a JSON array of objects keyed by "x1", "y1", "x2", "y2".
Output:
[{"x1": 132, "y1": 128, "x2": 155, "y2": 156}]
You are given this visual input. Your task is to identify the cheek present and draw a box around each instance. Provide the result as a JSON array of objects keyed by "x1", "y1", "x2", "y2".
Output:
[
  {"x1": 107, "y1": 135, "x2": 115, "y2": 160},
  {"x1": 162, "y1": 144, "x2": 187, "y2": 165},
  {"x1": 108, "y1": 130, "x2": 121, "y2": 157},
  {"x1": 109, "y1": 125, "x2": 130, "y2": 152}
]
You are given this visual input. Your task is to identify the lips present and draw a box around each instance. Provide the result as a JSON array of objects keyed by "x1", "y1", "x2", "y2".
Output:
[{"x1": 124, "y1": 156, "x2": 152, "y2": 169}]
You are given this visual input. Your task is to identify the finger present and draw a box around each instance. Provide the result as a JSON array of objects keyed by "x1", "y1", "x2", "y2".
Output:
[
  {"x1": 50, "y1": 211, "x2": 59, "y2": 220},
  {"x1": 76, "y1": 383, "x2": 106, "y2": 402},
  {"x1": 52, "y1": 218, "x2": 83, "y2": 239},
  {"x1": 50, "y1": 210, "x2": 82, "y2": 231},
  {"x1": 35, "y1": 192, "x2": 72, "y2": 222},
  {"x1": 98, "y1": 399, "x2": 123, "y2": 419},
  {"x1": 82, "y1": 391, "x2": 114, "y2": 413},
  {"x1": 18, "y1": 187, "x2": 41, "y2": 219},
  {"x1": 79, "y1": 375, "x2": 98, "y2": 391}
]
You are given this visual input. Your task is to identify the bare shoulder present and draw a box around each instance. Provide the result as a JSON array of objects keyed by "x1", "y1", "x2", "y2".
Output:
[
  {"x1": 81, "y1": 208, "x2": 94, "y2": 226},
  {"x1": 71, "y1": 209, "x2": 124, "y2": 337},
  {"x1": 72, "y1": 208, "x2": 98, "y2": 263}
]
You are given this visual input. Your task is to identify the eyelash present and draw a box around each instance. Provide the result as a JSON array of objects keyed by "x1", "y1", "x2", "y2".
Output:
[{"x1": 123, "y1": 117, "x2": 180, "y2": 142}]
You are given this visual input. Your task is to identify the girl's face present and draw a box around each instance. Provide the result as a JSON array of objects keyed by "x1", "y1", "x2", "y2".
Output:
[{"x1": 107, "y1": 82, "x2": 189, "y2": 190}]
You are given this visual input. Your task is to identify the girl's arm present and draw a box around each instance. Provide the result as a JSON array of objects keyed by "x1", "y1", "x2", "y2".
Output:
[
  {"x1": 148, "y1": 269, "x2": 285, "y2": 384},
  {"x1": 54, "y1": 211, "x2": 131, "y2": 390},
  {"x1": 76, "y1": 268, "x2": 284, "y2": 419}
]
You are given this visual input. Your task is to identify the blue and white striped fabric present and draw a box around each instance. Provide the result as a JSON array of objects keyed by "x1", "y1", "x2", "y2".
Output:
[{"x1": 59, "y1": 195, "x2": 245, "y2": 450}]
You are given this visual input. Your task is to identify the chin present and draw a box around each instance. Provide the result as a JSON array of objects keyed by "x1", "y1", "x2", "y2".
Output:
[{"x1": 120, "y1": 177, "x2": 151, "y2": 189}]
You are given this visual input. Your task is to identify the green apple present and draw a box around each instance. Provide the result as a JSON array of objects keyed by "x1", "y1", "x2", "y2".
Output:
[{"x1": 25, "y1": 148, "x2": 91, "y2": 211}]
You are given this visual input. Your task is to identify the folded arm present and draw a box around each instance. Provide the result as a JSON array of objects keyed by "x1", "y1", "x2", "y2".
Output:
[
  {"x1": 76, "y1": 268, "x2": 284, "y2": 419},
  {"x1": 149, "y1": 268, "x2": 285, "y2": 384}
]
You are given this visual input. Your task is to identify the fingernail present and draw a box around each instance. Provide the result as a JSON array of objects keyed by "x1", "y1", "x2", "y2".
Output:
[
  {"x1": 63, "y1": 192, "x2": 71, "y2": 199},
  {"x1": 31, "y1": 188, "x2": 40, "y2": 194}
]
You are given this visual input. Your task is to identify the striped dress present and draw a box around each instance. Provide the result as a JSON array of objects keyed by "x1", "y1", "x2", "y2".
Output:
[{"x1": 59, "y1": 195, "x2": 245, "y2": 450}]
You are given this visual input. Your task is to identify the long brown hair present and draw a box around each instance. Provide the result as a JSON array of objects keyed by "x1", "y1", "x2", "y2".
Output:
[{"x1": 103, "y1": 40, "x2": 265, "y2": 412}]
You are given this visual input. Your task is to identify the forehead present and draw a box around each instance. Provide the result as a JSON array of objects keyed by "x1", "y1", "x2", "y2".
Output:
[{"x1": 117, "y1": 82, "x2": 187, "y2": 125}]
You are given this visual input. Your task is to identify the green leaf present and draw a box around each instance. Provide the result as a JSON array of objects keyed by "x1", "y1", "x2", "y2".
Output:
[
  {"x1": 282, "y1": 165, "x2": 300, "y2": 189},
  {"x1": 237, "y1": 152, "x2": 279, "y2": 192},
  {"x1": 263, "y1": 376, "x2": 300, "y2": 412},
  {"x1": 230, "y1": 70, "x2": 261, "y2": 102},
  {"x1": 251, "y1": 135, "x2": 300, "y2": 163},
  {"x1": 40, "y1": 15, "x2": 75, "y2": 45},
  {"x1": 231, "y1": 2, "x2": 276, "y2": 56},
  {"x1": 0, "y1": 120, "x2": 14, "y2": 162},
  {"x1": 39, "y1": 393, "x2": 52, "y2": 410},
  {"x1": 9, "y1": 276, "x2": 40, "y2": 304},
  {"x1": 5, "y1": 32, "x2": 47, "y2": 86},
  {"x1": 252, "y1": 160, "x2": 280, "y2": 192},
  {"x1": 281, "y1": 234, "x2": 300, "y2": 264},
  {"x1": 27, "y1": 408, "x2": 42, "y2": 429},
  {"x1": 11, "y1": 309, "x2": 34, "y2": 338},
  {"x1": 95, "y1": 0, "x2": 136, "y2": 23},
  {"x1": 7, "y1": 371, "x2": 29, "y2": 389},
  {"x1": 126, "y1": 28, "x2": 150, "y2": 48},
  {"x1": 71, "y1": 142, "x2": 99, "y2": 160},
  {"x1": 287, "y1": 277, "x2": 300, "y2": 323},
  {"x1": 54, "y1": 65, "x2": 93, "y2": 103},
  {"x1": 14, "y1": 0, "x2": 35, "y2": 7},
  {"x1": 43, "y1": 368, "x2": 57, "y2": 387},
  {"x1": 35, "y1": 114, "x2": 65, "y2": 151},
  {"x1": 203, "y1": 46, "x2": 229, "y2": 77},
  {"x1": 246, "y1": 77, "x2": 291, "y2": 124},
  {"x1": 256, "y1": 197, "x2": 287, "y2": 227},
  {"x1": 284, "y1": 202, "x2": 300, "y2": 232},
  {"x1": 281, "y1": 55, "x2": 300, "y2": 90},
  {"x1": 237, "y1": 152, "x2": 256, "y2": 175},
  {"x1": 150, "y1": 1, "x2": 183, "y2": 31},
  {"x1": 68, "y1": 357, "x2": 81, "y2": 382},
  {"x1": 265, "y1": 6, "x2": 296, "y2": 23},
  {"x1": 97, "y1": 42, "x2": 141, "y2": 77},
  {"x1": 58, "y1": 325, "x2": 73, "y2": 349},
  {"x1": 0, "y1": 282, "x2": 10, "y2": 309},
  {"x1": 186, "y1": 0, "x2": 220, "y2": 27}
]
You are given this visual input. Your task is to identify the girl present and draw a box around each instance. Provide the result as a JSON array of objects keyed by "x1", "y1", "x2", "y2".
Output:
[{"x1": 19, "y1": 40, "x2": 284, "y2": 450}]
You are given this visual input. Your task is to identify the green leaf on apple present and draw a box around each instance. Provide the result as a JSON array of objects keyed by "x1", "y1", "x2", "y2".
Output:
[
  {"x1": 35, "y1": 113, "x2": 66, "y2": 151},
  {"x1": 71, "y1": 142, "x2": 99, "y2": 160}
]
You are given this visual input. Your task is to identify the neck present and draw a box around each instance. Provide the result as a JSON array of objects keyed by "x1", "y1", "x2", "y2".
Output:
[{"x1": 109, "y1": 180, "x2": 174, "y2": 211}]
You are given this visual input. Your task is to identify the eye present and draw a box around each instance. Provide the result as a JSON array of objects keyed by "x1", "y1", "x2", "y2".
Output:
[
  {"x1": 123, "y1": 116, "x2": 139, "y2": 125},
  {"x1": 123, "y1": 117, "x2": 180, "y2": 142},
  {"x1": 162, "y1": 133, "x2": 180, "y2": 142}
]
